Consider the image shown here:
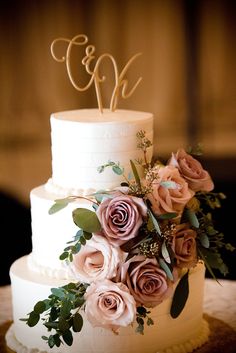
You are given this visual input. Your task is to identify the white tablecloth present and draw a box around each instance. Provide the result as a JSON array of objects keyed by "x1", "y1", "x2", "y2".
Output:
[{"x1": 1, "y1": 279, "x2": 236, "y2": 330}]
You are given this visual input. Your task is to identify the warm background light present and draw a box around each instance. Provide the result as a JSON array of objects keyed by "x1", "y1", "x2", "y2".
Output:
[{"x1": 0, "y1": 0, "x2": 235, "y2": 283}]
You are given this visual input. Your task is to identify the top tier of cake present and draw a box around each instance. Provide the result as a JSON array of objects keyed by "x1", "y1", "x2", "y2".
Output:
[{"x1": 46, "y1": 109, "x2": 153, "y2": 195}]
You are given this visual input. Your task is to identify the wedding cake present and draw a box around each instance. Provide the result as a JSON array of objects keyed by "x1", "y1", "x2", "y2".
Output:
[
  {"x1": 7, "y1": 34, "x2": 231, "y2": 353},
  {"x1": 5, "y1": 108, "x2": 210, "y2": 353}
]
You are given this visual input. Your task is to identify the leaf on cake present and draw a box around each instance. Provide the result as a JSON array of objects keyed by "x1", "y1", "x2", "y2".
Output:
[
  {"x1": 170, "y1": 270, "x2": 189, "y2": 318},
  {"x1": 183, "y1": 209, "x2": 199, "y2": 228},
  {"x1": 72, "y1": 208, "x2": 101, "y2": 233},
  {"x1": 48, "y1": 200, "x2": 69, "y2": 214}
]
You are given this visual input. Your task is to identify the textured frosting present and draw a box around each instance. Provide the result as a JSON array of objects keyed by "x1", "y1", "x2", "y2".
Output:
[
  {"x1": 50, "y1": 109, "x2": 153, "y2": 192},
  {"x1": 7, "y1": 258, "x2": 209, "y2": 353},
  {"x1": 6, "y1": 320, "x2": 210, "y2": 353},
  {"x1": 29, "y1": 185, "x2": 92, "y2": 274}
]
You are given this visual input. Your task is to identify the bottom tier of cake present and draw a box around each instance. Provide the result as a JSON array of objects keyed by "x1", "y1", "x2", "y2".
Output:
[{"x1": 6, "y1": 257, "x2": 209, "y2": 353}]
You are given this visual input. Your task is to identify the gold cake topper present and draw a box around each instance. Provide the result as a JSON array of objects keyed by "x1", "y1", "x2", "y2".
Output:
[{"x1": 51, "y1": 34, "x2": 142, "y2": 113}]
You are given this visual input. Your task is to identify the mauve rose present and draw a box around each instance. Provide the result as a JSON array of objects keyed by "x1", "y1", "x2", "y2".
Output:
[
  {"x1": 172, "y1": 223, "x2": 198, "y2": 269},
  {"x1": 147, "y1": 165, "x2": 194, "y2": 216},
  {"x1": 119, "y1": 255, "x2": 173, "y2": 308},
  {"x1": 96, "y1": 193, "x2": 147, "y2": 246},
  {"x1": 85, "y1": 279, "x2": 136, "y2": 331},
  {"x1": 71, "y1": 235, "x2": 124, "y2": 283},
  {"x1": 168, "y1": 149, "x2": 214, "y2": 192}
]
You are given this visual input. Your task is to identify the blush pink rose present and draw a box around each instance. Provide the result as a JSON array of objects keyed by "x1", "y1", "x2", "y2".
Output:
[
  {"x1": 168, "y1": 149, "x2": 214, "y2": 192},
  {"x1": 71, "y1": 235, "x2": 124, "y2": 283},
  {"x1": 172, "y1": 223, "x2": 198, "y2": 269},
  {"x1": 119, "y1": 255, "x2": 173, "y2": 308},
  {"x1": 96, "y1": 193, "x2": 147, "y2": 246},
  {"x1": 146, "y1": 165, "x2": 194, "y2": 216},
  {"x1": 85, "y1": 279, "x2": 136, "y2": 331}
]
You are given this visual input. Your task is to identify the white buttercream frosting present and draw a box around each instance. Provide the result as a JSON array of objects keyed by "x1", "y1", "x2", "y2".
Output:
[
  {"x1": 29, "y1": 185, "x2": 93, "y2": 274},
  {"x1": 45, "y1": 178, "x2": 96, "y2": 197},
  {"x1": 50, "y1": 109, "x2": 153, "y2": 191},
  {"x1": 6, "y1": 319, "x2": 210, "y2": 353},
  {"x1": 7, "y1": 258, "x2": 209, "y2": 353}
]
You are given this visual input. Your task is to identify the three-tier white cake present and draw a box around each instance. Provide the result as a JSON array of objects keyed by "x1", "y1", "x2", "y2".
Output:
[{"x1": 6, "y1": 108, "x2": 209, "y2": 353}]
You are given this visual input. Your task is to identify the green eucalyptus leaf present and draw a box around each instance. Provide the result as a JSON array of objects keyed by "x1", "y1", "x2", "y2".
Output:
[
  {"x1": 74, "y1": 297, "x2": 85, "y2": 308},
  {"x1": 185, "y1": 209, "x2": 199, "y2": 228},
  {"x1": 60, "y1": 300, "x2": 72, "y2": 319},
  {"x1": 49, "y1": 307, "x2": 58, "y2": 321},
  {"x1": 130, "y1": 160, "x2": 141, "y2": 188},
  {"x1": 70, "y1": 246, "x2": 78, "y2": 254},
  {"x1": 51, "y1": 288, "x2": 65, "y2": 299},
  {"x1": 65, "y1": 283, "x2": 77, "y2": 290},
  {"x1": 72, "y1": 313, "x2": 83, "y2": 332},
  {"x1": 58, "y1": 317, "x2": 70, "y2": 332},
  {"x1": 94, "y1": 193, "x2": 113, "y2": 203},
  {"x1": 44, "y1": 321, "x2": 58, "y2": 330},
  {"x1": 160, "y1": 181, "x2": 177, "y2": 189},
  {"x1": 147, "y1": 317, "x2": 154, "y2": 326},
  {"x1": 148, "y1": 209, "x2": 161, "y2": 236},
  {"x1": 200, "y1": 233, "x2": 210, "y2": 248},
  {"x1": 83, "y1": 231, "x2": 93, "y2": 240},
  {"x1": 157, "y1": 212, "x2": 177, "y2": 220},
  {"x1": 48, "y1": 335, "x2": 55, "y2": 348},
  {"x1": 53, "y1": 334, "x2": 61, "y2": 347},
  {"x1": 72, "y1": 208, "x2": 101, "y2": 233},
  {"x1": 33, "y1": 301, "x2": 46, "y2": 314},
  {"x1": 75, "y1": 242, "x2": 82, "y2": 252},
  {"x1": 48, "y1": 201, "x2": 68, "y2": 215},
  {"x1": 159, "y1": 258, "x2": 174, "y2": 281},
  {"x1": 112, "y1": 165, "x2": 124, "y2": 175},
  {"x1": 135, "y1": 324, "x2": 144, "y2": 335},
  {"x1": 74, "y1": 229, "x2": 83, "y2": 240},
  {"x1": 59, "y1": 252, "x2": 69, "y2": 261},
  {"x1": 170, "y1": 271, "x2": 189, "y2": 318},
  {"x1": 62, "y1": 330, "x2": 73, "y2": 346},
  {"x1": 137, "y1": 306, "x2": 147, "y2": 316},
  {"x1": 69, "y1": 253, "x2": 73, "y2": 262},
  {"x1": 136, "y1": 317, "x2": 144, "y2": 325},
  {"x1": 161, "y1": 241, "x2": 171, "y2": 264},
  {"x1": 80, "y1": 236, "x2": 86, "y2": 245},
  {"x1": 97, "y1": 165, "x2": 105, "y2": 173},
  {"x1": 27, "y1": 311, "x2": 40, "y2": 327}
]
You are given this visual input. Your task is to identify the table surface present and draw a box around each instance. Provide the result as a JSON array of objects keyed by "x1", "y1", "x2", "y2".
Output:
[{"x1": 1, "y1": 278, "x2": 236, "y2": 330}]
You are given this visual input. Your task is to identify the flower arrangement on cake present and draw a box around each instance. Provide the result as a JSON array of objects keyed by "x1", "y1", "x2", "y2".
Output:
[{"x1": 22, "y1": 130, "x2": 234, "y2": 349}]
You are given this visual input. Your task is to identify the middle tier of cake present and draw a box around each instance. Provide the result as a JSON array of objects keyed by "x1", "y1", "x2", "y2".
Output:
[{"x1": 29, "y1": 185, "x2": 88, "y2": 278}]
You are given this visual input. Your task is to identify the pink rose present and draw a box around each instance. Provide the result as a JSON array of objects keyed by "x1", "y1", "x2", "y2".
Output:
[
  {"x1": 172, "y1": 223, "x2": 198, "y2": 269},
  {"x1": 85, "y1": 279, "x2": 136, "y2": 331},
  {"x1": 168, "y1": 149, "x2": 214, "y2": 192},
  {"x1": 96, "y1": 193, "x2": 147, "y2": 246},
  {"x1": 146, "y1": 165, "x2": 194, "y2": 216},
  {"x1": 71, "y1": 235, "x2": 124, "y2": 283},
  {"x1": 119, "y1": 255, "x2": 173, "y2": 308}
]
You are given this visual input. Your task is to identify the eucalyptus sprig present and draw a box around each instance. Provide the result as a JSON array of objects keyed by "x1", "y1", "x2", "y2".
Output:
[
  {"x1": 135, "y1": 306, "x2": 154, "y2": 334},
  {"x1": 97, "y1": 160, "x2": 124, "y2": 175},
  {"x1": 60, "y1": 208, "x2": 101, "y2": 262},
  {"x1": 21, "y1": 282, "x2": 89, "y2": 348},
  {"x1": 136, "y1": 130, "x2": 153, "y2": 168},
  {"x1": 196, "y1": 212, "x2": 235, "y2": 277}
]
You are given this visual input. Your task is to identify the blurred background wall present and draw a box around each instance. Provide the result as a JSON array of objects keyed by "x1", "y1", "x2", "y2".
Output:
[{"x1": 0, "y1": 0, "x2": 235, "y2": 282}]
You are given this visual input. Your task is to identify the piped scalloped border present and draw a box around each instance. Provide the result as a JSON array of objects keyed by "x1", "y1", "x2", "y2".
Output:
[
  {"x1": 27, "y1": 254, "x2": 74, "y2": 280},
  {"x1": 45, "y1": 178, "x2": 96, "y2": 197},
  {"x1": 5, "y1": 319, "x2": 210, "y2": 353}
]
